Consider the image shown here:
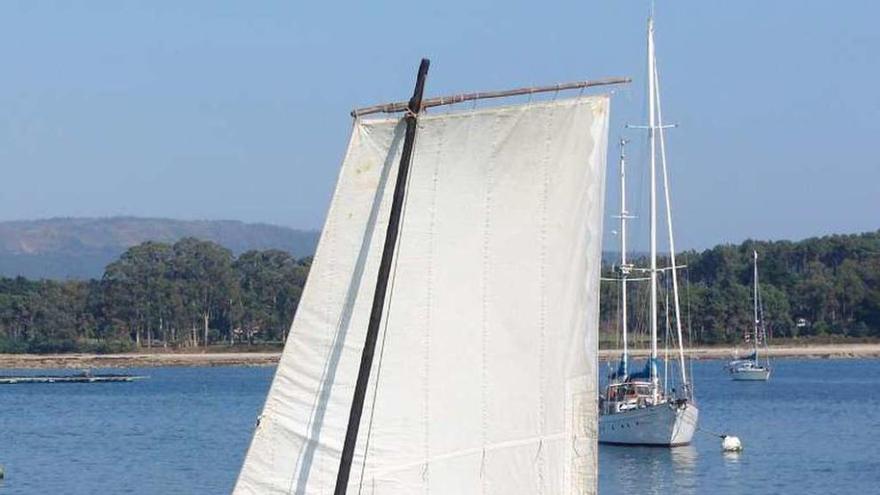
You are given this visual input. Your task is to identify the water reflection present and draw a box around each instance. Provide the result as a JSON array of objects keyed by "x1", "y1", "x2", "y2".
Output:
[
  {"x1": 722, "y1": 450, "x2": 743, "y2": 464},
  {"x1": 670, "y1": 444, "x2": 698, "y2": 471},
  {"x1": 600, "y1": 445, "x2": 698, "y2": 495}
]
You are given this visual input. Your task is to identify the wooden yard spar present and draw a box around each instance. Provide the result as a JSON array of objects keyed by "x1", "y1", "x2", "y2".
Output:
[{"x1": 352, "y1": 76, "x2": 630, "y2": 117}]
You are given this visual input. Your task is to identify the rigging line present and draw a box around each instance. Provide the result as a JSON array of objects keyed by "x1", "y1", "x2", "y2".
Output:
[
  {"x1": 633, "y1": 130, "x2": 650, "y2": 267},
  {"x1": 654, "y1": 48, "x2": 688, "y2": 390},
  {"x1": 631, "y1": 26, "x2": 651, "y2": 262},
  {"x1": 756, "y1": 257, "x2": 770, "y2": 366},
  {"x1": 356, "y1": 120, "x2": 423, "y2": 494},
  {"x1": 663, "y1": 272, "x2": 670, "y2": 393},
  {"x1": 664, "y1": 267, "x2": 685, "y2": 393},
  {"x1": 684, "y1": 259, "x2": 696, "y2": 397}
]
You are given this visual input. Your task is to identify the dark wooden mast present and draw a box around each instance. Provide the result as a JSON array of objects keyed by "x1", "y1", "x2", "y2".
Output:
[{"x1": 333, "y1": 58, "x2": 430, "y2": 495}]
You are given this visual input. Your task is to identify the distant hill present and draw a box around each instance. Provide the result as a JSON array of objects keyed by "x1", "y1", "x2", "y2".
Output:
[{"x1": 0, "y1": 217, "x2": 320, "y2": 280}]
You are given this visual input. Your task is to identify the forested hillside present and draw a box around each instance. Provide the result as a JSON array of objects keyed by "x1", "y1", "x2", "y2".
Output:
[
  {"x1": 0, "y1": 238, "x2": 309, "y2": 353},
  {"x1": 0, "y1": 230, "x2": 878, "y2": 354},
  {"x1": 600, "y1": 230, "x2": 880, "y2": 344},
  {"x1": 0, "y1": 217, "x2": 319, "y2": 279}
]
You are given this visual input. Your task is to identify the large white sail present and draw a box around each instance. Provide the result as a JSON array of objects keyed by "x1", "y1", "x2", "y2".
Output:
[{"x1": 234, "y1": 95, "x2": 609, "y2": 495}]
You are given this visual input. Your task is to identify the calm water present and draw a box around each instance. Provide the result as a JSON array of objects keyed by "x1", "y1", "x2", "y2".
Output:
[{"x1": 0, "y1": 360, "x2": 878, "y2": 494}]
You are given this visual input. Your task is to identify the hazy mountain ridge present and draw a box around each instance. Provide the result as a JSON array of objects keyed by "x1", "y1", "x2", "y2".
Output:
[{"x1": 0, "y1": 217, "x2": 320, "y2": 279}]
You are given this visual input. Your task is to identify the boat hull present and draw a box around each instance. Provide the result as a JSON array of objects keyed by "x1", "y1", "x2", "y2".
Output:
[
  {"x1": 599, "y1": 401, "x2": 698, "y2": 446},
  {"x1": 731, "y1": 367, "x2": 771, "y2": 381}
]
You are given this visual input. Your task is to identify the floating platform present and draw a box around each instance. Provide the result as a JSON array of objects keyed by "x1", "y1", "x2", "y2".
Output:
[{"x1": 0, "y1": 372, "x2": 147, "y2": 384}]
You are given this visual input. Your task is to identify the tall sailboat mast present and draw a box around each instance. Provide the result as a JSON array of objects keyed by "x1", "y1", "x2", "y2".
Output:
[
  {"x1": 619, "y1": 139, "x2": 630, "y2": 376},
  {"x1": 753, "y1": 250, "x2": 760, "y2": 361},
  {"x1": 647, "y1": 16, "x2": 659, "y2": 400}
]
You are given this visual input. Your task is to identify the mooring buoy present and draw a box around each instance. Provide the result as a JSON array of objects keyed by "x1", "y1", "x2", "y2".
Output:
[{"x1": 721, "y1": 435, "x2": 743, "y2": 452}]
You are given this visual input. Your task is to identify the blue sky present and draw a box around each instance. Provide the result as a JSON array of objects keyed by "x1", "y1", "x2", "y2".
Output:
[{"x1": 0, "y1": 1, "x2": 876, "y2": 250}]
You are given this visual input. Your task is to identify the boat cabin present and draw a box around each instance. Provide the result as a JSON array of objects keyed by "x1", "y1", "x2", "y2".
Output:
[
  {"x1": 600, "y1": 380, "x2": 662, "y2": 414},
  {"x1": 728, "y1": 359, "x2": 768, "y2": 373}
]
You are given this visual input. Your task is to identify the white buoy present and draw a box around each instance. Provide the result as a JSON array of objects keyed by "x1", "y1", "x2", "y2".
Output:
[{"x1": 721, "y1": 435, "x2": 743, "y2": 452}]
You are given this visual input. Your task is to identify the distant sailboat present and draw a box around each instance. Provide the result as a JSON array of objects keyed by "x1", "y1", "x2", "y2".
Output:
[
  {"x1": 598, "y1": 16, "x2": 699, "y2": 447},
  {"x1": 728, "y1": 250, "x2": 772, "y2": 381},
  {"x1": 232, "y1": 59, "x2": 626, "y2": 494}
]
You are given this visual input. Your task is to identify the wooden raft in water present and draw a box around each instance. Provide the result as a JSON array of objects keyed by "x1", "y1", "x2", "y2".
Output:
[{"x1": 0, "y1": 372, "x2": 146, "y2": 384}]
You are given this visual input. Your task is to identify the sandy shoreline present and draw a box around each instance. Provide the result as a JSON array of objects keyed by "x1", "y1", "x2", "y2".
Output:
[
  {"x1": 0, "y1": 352, "x2": 281, "y2": 369},
  {"x1": 1, "y1": 343, "x2": 879, "y2": 369},
  {"x1": 603, "y1": 344, "x2": 880, "y2": 360}
]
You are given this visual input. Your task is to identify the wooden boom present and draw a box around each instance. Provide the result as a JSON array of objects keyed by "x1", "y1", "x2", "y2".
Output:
[{"x1": 351, "y1": 76, "x2": 630, "y2": 117}]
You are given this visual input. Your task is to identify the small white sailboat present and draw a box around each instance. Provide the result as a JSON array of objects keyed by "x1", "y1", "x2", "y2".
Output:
[
  {"x1": 598, "y1": 16, "x2": 698, "y2": 447},
  {"x1": 728, "y1": 250, "x2": 772, "y2": 381},
  {"x1": 232, "y1": 59, "x2": 626, "y2": 494}
]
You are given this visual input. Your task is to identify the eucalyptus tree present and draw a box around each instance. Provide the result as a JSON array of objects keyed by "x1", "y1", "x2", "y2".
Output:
[
  {"x1": 234, "y1": 249, "x2": 305, "y2": 343},
  {"x1": 170, "y1": 238, "x2": 237, "y2": 347},
  {"x1": 102, "y1": 241, "x2": 173, "y2": 347}
]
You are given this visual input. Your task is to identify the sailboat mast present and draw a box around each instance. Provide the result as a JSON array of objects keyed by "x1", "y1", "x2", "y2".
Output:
[
  {"x1": 334, "y1": 58, "x2": 430, "y2": 495},
  {"x1": 647, "y1": 16, "x2": 660, "y2": 398},
  {"x1": 753, "y1": 250, "x2": 760, "y2": 362},
  {"x1": 619, "y1": 139, "x2": 629, "y2": 376}
]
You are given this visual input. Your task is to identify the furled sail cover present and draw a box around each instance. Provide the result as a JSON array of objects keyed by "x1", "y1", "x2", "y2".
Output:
[{"x1": 234, "y1": 95, "x2": 609, "y2": 495}]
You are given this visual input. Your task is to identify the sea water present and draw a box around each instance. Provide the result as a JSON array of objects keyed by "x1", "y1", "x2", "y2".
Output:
[{"x1": 0, "y1": 359, "x2": 878, "y2": 494}]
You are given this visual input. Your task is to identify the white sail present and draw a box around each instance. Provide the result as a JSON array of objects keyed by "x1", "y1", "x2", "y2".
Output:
[{"x1": 234, "y1": 95, "x2": 610, "y2": 495}]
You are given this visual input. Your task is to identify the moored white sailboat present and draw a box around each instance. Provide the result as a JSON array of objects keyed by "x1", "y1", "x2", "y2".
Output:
[
  {"x1": 598, "y1": 16, "x2": 699, "y2": 447},
  {"x1": 728, "y1": 250, "x2": 772, "y2": 381}
]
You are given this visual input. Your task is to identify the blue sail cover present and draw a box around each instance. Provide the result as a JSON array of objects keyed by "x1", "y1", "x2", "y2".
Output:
[
  {"x1": 608, "y1": 356, "x2": 628, "y2": 380},
  {"x1": 627, "y1": 358, "x2": 658, "y2": 381}
]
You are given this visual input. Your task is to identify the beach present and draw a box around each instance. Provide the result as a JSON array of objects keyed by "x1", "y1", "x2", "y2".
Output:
[
  {"x1": 1, "y1": 343, "x2": 879, "y2": 369},
  {"x1": 0, "y1": 351, "x2": 280, "y2": 369},
  {"x1": 607, "y1": 343, "x2": 880, "y2": 360}
]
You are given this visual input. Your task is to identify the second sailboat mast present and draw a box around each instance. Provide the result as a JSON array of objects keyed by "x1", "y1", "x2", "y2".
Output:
[
  {"x1": 619, "y1": 139, "x2": 629, "y2": 376},
  {"x1": 753, "y1": 250, "x2": 760, "y2": 361},
  {"x1": 647, "y1": 17, "x2": 659, "y2": 399}
]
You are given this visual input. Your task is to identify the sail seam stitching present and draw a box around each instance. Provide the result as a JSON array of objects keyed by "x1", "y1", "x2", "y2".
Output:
[
  {"x1": 537, "y1": 103, "x2": 555, "y2": 495},
  {"x1": 422, "y1": 117, "x2": 445, "y2": 495},
  {"x1": 479, "y1": 114, "x2": 500, "y2": 495}
]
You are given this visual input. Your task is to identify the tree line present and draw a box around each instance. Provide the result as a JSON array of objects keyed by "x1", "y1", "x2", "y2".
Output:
[
  {"x1": 0, "y1": 238, "x2": 309, "y2": 353},
  {"x1": 0, "y1": 230, "x2": 878, "y2": 353},
  {"x1": 599, "y1": 230, "x2": 880, "y2": 345}
]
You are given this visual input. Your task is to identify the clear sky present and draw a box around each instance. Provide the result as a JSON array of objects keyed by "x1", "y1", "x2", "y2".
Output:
[{"x1": 0, "y1": 1, "x2": 877, "y2": 250}]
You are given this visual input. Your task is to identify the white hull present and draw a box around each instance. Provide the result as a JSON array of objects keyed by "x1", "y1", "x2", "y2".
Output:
[
  {"x1": 599, "y1": 401, "x2": 698, "y2": 446},
  {"x1": 731, "y1": 367, "x2": 771, "y2": 381}
]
